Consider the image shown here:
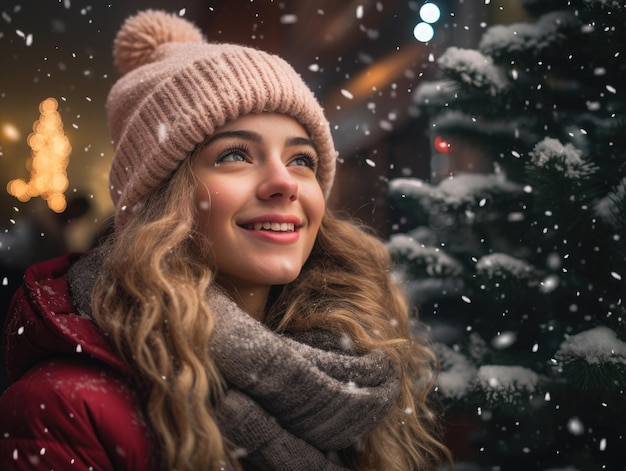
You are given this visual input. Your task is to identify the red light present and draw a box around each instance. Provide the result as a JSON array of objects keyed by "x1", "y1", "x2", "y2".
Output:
[{"x1": 434, "y1": 135, "x2": 451, "y2": 153}]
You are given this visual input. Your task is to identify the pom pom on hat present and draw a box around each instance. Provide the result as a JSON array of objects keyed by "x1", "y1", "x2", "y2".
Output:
[
  {"x1": 106, "y1": 10, "x2": 337, "y2": 228},
  {"x1": 113, "y1": 10, "x2": 204, "y2": 74}
]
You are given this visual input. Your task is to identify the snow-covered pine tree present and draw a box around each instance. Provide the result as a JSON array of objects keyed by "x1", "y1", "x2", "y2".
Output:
[{"x1": 388, "y1": 1, "x2": 626, "y2": 469}]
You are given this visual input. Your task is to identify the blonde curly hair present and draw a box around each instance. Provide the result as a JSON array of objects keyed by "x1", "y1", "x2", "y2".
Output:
[{"x1": 92, "y1": 159, "x2": 452, "y2": 470}]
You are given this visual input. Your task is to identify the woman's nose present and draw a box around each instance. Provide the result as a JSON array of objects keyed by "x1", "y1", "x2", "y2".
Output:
[{"x1": 257, "y1": 158, "x2": 298, "y2": 201}]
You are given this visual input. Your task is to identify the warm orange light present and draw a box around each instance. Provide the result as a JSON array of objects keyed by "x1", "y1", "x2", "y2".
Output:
[
  {"x1": 325, "y1": 43, "x2": 426, "y2": 108},
  {"x1": 7, "y1": 97, "x2": 72, "y2": 213},
  {"x1": 2, "y1": 123, "x2": 21, "y2": 141}
]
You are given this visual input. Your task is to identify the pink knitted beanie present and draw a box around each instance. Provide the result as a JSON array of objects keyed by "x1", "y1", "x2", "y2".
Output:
[{"x1": 106, "y1": 10, "x2": 337, "y2": 226}]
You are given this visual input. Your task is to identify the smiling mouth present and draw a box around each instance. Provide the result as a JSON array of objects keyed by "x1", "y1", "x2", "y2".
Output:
[{"x1": 242, "y1": 222, "x2": 296, "y2": 232}]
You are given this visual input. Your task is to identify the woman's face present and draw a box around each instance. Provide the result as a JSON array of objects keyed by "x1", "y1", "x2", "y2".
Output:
[{"x1": 192, "y1": 113, "x2": 325, "y2": 297}]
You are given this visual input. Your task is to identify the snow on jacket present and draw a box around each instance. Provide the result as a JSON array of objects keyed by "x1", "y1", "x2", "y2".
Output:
[{"x1": 0, "y1": 254, "x2": 157, "y2": 470}]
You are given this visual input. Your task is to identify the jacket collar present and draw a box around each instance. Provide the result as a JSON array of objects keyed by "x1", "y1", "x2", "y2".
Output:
[{"x1": 3, "y1": 253, "x2": 130, "y2": 383}]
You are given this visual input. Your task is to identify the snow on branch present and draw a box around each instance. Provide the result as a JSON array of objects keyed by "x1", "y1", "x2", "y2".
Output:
[
  {"x1": 436, "y1": 47, "x2": 509, "y2": 96},
  {"x1": 434, "y1": 343, "x2": 476, "y2": 400},
  {"x1": 387, "y1": 233, "x2": 463, "y2": 277},
  {"x1": 479, "y1": 11, "x2": 578, "y2": 60},
  {"x1": 555, "y1": 326, "x2": 626, "y2": 366},
  {"x1": 528, "y1": 137, "x2": 597, "y2": 180},
  {"x1": 390, "y1": 174, "x2": 522, "y2": 211},
  {"x1": 475, "y1": 365, "x2": 541, "y2": 404},
  {"x1": 413, "y1": 80, "x2": 457, "y2": 108},
  {"x1": 476, "y1": 253, "x2": 541, "y2": 284}
]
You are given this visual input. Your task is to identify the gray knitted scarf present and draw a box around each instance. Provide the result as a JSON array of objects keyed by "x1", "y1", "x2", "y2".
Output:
[{"x1": 68, "y1": 249, "x2": 400, "y2": 470}]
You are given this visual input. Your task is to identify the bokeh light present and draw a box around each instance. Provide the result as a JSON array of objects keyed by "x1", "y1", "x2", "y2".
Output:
[
  {"x1": 413, "y1": 22, "x2": 434, "y2": 42},
  {"x1": 420, "y1": 3, "x2": 441, "y2": 23},
  {"x1": 1, "y1": 123, "x2": 21, "y2": 142}
]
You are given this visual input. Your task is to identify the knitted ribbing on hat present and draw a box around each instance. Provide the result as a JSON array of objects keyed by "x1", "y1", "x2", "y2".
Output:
[{"x1": 106, "y1": 10, "x2": 337, "y2": 227}]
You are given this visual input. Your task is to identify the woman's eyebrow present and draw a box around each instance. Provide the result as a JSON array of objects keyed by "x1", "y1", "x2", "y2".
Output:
[
  {"x1": 207, "y1": 130, "x2": 262, "y2": 144},
  {"x1": 206, "y1": 131, "x2": 316, "y2": 150},
  {"x1": 286, "y1": 136, "x2": 316, "y2": 150}
]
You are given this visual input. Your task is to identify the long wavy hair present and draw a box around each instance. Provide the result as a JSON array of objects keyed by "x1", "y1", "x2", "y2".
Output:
[{"x1": 91, "y1": 158, "x2": 452, "y2": 470}]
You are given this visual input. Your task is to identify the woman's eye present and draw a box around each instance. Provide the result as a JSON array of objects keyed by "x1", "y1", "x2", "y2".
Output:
[
  {"x1": 215, "y1": 149, "x2": 247, "y2": 165},
  {"x1": 291, "y1": 153, "x2": 318, "y2": 170}
]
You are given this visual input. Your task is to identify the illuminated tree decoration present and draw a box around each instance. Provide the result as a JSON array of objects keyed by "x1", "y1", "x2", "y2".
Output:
[{"x1": 7, "y1": 97, "x2": 71, "y2": 212}]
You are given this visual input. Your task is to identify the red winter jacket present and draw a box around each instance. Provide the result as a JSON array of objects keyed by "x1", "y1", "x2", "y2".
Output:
[{"x1": 0, "y1": 254, "x2": 158, "y2": 470}]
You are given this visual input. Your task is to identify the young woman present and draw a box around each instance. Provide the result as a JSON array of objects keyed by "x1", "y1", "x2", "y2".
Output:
[{"x1": 0, "y1": 10, "x2": 452, "y2": 471}]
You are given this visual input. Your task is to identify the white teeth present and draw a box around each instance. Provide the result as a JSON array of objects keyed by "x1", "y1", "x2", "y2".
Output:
[{"x1": 249, "y1": 222, "x2": 295, "y2": 232}]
